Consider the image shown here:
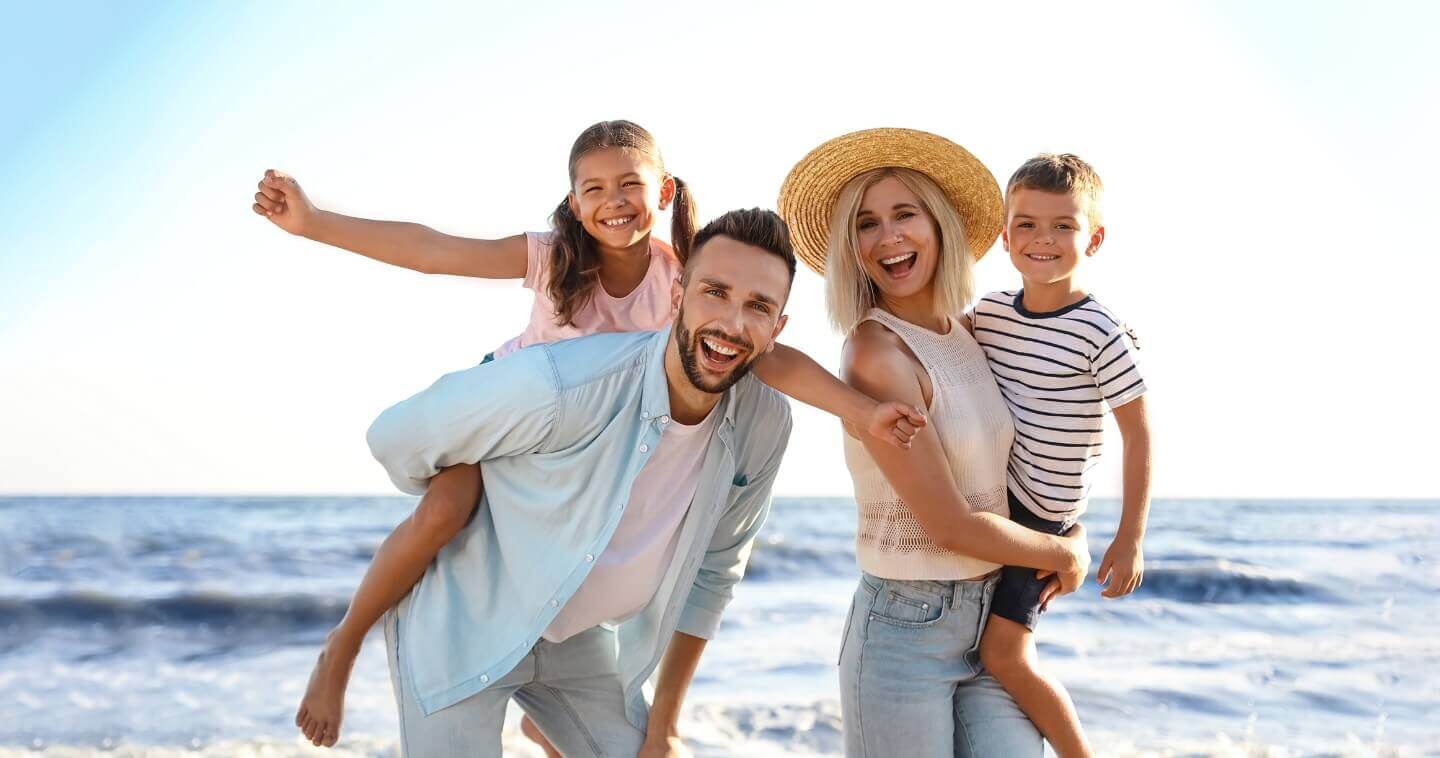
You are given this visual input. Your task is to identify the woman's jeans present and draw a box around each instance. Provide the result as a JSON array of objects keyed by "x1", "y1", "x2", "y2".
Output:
[{"x1": 838, "y1": 572, "x2": 1043, "y2": 757}]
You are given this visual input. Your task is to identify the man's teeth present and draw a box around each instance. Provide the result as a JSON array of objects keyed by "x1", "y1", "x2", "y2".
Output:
[
  {"x1": 881, "y1": 252, "x2": 916, "y2": 265},
  {"x1": 703, "y1": 338, "x2": 739, "y2": 356},
  {"x1": 601, "y1": 216, "x2": 634, "y2": 228}
]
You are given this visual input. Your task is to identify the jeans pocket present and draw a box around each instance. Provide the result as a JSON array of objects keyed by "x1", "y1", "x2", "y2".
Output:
[{"x1": 870, "y1": 581, "x2": 947, "y2": 629}]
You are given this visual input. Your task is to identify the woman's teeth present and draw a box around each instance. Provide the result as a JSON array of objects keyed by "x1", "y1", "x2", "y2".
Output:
[{"x1": 880, "y1": 252, "x2": 917, "y2": 274}]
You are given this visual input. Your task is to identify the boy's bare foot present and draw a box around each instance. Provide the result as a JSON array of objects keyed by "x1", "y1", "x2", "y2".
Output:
[
  {"x1": 295, "y1": 629, "x2": 362, "y2": 748},
  {"x1": 521, "y1": 714, "x2": 562, "y2": 758}
]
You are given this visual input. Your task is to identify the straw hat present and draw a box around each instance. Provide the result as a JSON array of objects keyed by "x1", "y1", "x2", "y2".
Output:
[{"x1": 777, "y1": 128, "x2": 1003, "y2": 275}]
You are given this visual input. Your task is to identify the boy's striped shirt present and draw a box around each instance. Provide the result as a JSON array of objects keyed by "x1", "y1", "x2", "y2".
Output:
[{"x1": 972, "y1": 290, "x2": 1146, "y2": 522}]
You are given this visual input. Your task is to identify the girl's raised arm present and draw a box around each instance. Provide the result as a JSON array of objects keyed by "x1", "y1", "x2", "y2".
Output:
[
  {"x1": 252, "y1": 170, "x2": 528, "y2": 279},
  {"x1": 752, "y1": 342, "x2": 927, "y2": 449}
]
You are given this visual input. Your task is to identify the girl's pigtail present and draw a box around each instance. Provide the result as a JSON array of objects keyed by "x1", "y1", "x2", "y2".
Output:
[
  {"x1": 669, "y1": 176, "x2": 697, "y2": 264},
  {"x1": 546, "y1": 196, "x2": 600, "y2": 327}
]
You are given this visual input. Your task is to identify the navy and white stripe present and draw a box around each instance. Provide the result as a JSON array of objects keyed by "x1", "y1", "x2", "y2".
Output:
[{"x1": 972, "y1": 291, "x2": 1146, "y2": 521}]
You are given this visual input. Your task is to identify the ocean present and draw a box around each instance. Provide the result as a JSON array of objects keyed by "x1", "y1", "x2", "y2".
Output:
[{"x1": 1, "y1": 496, "x2": 1436, "y2": 756}]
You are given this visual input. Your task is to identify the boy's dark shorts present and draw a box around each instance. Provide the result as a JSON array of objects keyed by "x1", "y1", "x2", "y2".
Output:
[{"x1": 990, "y1": 490, "x2": 1074, "y2": 631}]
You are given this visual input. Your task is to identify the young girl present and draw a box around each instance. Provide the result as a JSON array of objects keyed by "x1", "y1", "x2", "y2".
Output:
[{"x1": 250, "y1": 120, "x2": 925, "y2": 750}]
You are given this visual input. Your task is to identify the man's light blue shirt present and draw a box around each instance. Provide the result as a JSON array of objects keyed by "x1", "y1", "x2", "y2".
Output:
[{"x1": 366, "y1": 328, "x2": 792, "y2": 722}]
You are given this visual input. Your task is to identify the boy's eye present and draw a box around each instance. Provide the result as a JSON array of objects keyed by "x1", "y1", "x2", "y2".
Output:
[{"x1": 1016, "y1": 222, "x2": 1034, "y2": 229}]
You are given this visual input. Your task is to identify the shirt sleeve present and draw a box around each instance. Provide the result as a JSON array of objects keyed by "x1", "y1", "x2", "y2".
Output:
[
  {"x1": 1091, "y1": 323, "x2": 1147, "y2": 411},
  {"x1": 521, "y1": 231, "x2": 550, "y2": 292},
  {"x1": 366, "y1": 347, "x2": 561, "y2": 495},
  {"x1": 676, "y1": 410, "x2": 792, "y2": 639}
]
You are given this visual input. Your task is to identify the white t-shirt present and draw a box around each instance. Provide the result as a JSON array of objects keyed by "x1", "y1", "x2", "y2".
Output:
[{"x1": 542, "y1": 406, "x2": 717, "y2": 643}]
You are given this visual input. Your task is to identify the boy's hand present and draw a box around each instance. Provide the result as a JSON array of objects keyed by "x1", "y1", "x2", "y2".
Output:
[
  {"x1": 252, "y1": 169, "x2": 317, "y2": 236},
  {"x1": 864, "y1": 401, "x2": 926, "y2": 449},
  {"x1": 1097, "y1": 537, "x2": 1144, "y2": 598}
]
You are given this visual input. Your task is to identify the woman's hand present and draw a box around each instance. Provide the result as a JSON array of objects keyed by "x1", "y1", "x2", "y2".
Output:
[{"x1": 1037, "y1": 522, "x2": 1090, "y2": 610}]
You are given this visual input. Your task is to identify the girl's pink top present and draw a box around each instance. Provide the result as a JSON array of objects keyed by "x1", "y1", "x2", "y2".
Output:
[{"x1": 491, "y1": 231, "x2": 681, "y2": 359}]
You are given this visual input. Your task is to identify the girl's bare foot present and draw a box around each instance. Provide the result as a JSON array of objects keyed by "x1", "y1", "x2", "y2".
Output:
[
  {"x1": 521, "y1": 714, "x2": 562, "y2": 758},
  {"x1": 295, "y1": 629, "x2": 361, "y2": 748}
]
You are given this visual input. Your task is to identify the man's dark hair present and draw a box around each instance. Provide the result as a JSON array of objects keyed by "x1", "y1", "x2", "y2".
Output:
[{"x1": 685, "y1": 208, "x2": 798, "y2": 283}]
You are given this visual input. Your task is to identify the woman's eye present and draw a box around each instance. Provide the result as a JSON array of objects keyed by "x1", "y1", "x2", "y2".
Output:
[
  {"x1": 897, "y1": 212, "x2": 914, "y2": 220},
  {"x1": 857, "y1": 220, "x2": 876, "y2": 230}
]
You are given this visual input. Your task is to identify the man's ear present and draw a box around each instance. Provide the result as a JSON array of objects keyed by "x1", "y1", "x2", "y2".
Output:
[
  {"x1": 1086, "y1": 225, "x2": 1106, "y2": 257},
  {"x1": 765, "y1": 314, "x2": 790, "y2": 353},
  {"x1": 670, "y1": 275, "x2": 683, "y2": 317}
]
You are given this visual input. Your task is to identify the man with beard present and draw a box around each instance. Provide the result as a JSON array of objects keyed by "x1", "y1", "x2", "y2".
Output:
[{"x1": 366, "y1": 208, "x2": 801, "y2": 756}]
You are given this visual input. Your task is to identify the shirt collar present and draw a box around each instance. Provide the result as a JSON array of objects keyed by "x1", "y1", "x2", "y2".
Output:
[{"x1": 642, "y1": 327, "x2": 738, "y2": 430}]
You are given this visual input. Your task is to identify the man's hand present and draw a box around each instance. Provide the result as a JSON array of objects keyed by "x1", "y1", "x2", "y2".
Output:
[
  {"x1": 639, "y1": 732, "x2": 692, "y2": 758},
  {"x1": 252, "y1": 169, "x2": 318, "y2": 236},
  {"x1": 1037, "y1": 522, "x2": 1090, "y2": 610},
  {"x1": 1097, "y1": 536, "x2": 1144, "y2": 599},
  {"x1": 864, "y1": 401, "x2": 926, "y2": 449}
]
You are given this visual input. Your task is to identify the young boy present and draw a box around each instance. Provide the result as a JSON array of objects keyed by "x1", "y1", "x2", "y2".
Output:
[{"x1": 970, "y1": 153, "x2": 1153, "y2": 758}]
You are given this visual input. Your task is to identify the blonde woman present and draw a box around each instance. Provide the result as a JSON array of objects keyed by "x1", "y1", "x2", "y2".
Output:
[{"x1": 779, "y1": 129, "x2": 1091, "y2": 757}]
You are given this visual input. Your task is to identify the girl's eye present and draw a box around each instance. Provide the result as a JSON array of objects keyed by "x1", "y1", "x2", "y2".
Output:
[{"x1": 584, "y1": 187, "x2": 601, "y2": 194}]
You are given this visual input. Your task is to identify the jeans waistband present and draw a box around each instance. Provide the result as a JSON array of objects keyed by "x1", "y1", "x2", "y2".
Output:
[{"x1": 861, "y1": 570, "x2": 997, "y2": 610}]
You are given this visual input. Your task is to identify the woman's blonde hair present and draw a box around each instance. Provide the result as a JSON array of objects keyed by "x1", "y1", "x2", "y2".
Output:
[{"x1": 824, "y1": 167, "x2": 975, "y2": 333}]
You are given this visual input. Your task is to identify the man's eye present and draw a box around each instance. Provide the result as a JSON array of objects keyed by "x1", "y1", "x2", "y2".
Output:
[
  {"x1": 706, "y1": 288, "x2": 724, "y2": 297},
  {"x1": 749, "y1": 302, "x2": 770, "y2": 313}
]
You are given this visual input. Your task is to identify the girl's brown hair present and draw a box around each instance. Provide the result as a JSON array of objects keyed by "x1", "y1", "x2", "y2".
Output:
[{"x1": 546, "y1": 120, "x2": 697, "y2": 327}]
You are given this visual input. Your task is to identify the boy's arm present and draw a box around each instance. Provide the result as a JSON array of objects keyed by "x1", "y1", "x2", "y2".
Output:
[
  {"x1": 253, "y1": 170, "x2": 529, "y2": 278},
  {"x1": 1098, "y1": 395, "x2": 1152, "y2": 598},
  {"x1": 752, "y1": 343, "x2": 926, "y2": 449}
]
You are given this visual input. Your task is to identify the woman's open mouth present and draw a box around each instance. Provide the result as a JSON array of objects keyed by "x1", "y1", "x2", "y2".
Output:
[{"x1": 879, "y1": 252, "x2": 918, "y2": 278}]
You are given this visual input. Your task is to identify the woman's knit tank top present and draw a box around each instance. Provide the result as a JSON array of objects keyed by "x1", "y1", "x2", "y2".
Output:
[{"x1": 843, "y1": 308, "x2": 1016, "y2": 580}]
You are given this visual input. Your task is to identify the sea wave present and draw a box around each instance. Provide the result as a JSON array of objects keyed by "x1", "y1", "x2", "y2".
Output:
[
  {"x1": 0, "y1": 591, "x2": 348, "y2": 630},
  {"x1": 1133, "y1": 560, "x2": 1339, "y2": 604}
]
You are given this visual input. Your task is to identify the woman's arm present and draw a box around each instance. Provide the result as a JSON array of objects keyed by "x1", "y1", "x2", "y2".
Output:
[
  {"x1": 842, "y1": 325, "x2": 1089, "y2": 588},
  {"x1": 752, "y1": 343, "x2": 927, "y2": 449},
  {"x1": 253, "y1": 170, "x2": 529, "y2": 278}
]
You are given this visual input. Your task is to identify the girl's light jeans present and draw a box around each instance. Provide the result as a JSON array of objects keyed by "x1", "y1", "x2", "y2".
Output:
[{"x1": 838, "y1": 571, "x2": 1044, "y2": 757}]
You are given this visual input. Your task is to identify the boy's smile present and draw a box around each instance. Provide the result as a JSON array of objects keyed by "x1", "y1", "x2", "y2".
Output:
[{"x1": 1003, "y1": 188, "x2": 1105, "y2": 297}]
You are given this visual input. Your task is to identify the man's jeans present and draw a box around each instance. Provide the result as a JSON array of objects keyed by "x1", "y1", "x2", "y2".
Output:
[
  {"x1": 385, "y1": 610, "x2": 645, "y2": 757},
  {"x1": 838, "y1": 572, "x2": 1044, "y2": 757}
]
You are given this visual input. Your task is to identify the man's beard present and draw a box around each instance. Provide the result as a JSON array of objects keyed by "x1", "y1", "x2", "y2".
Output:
[{"x1": 674, "y1": 305, "x2": 759, "y2": 395}]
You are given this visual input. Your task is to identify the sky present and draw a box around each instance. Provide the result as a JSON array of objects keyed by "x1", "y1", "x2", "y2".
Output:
[{"x1": 2, "y1": 1, "x2": 1437, "y2": 498}]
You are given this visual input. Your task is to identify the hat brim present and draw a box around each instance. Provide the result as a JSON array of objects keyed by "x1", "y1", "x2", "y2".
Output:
[{"x1": 777, "y1": 128, "x2": 1003, "y2": 276}]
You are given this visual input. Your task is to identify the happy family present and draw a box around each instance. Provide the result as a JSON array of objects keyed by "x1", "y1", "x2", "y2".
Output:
[{"x1": 250, "y1": 121, "x2": 1152, "y2": 757}]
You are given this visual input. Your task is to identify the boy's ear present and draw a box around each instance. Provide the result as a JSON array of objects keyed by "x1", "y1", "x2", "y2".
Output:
[
  {"x1": 658, "y1": 175, "x2": 677, "y2": 212},
  {"x1": 1001, "y1": 227, "x2": 1011, "y2": 252},
  {"x1": 567, "y1": 192, "x2": 580, "y2": 218},
  {"x1": 1086, "y1": 225, "x2": 1106, "y2": 257}
]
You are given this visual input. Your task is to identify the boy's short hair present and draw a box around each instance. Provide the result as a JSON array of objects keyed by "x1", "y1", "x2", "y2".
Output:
[
  {"x1": 1005, "y1": 154, "x2": 1104, "y2": 228},
  {"x1": 686, "y1": 208, "x2": 798, "y2": 284}
]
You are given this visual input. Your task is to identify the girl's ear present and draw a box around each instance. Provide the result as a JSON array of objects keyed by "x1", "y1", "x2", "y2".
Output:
[
  {"x1": 567, "y1": 192, "x2": 580, "y2": 218},
  {"x1": 658, "y1": 174, "x2": 677, "y2": 211}
]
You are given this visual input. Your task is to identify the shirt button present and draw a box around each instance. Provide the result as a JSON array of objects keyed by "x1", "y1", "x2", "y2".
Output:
[
  {"x1": 642, "y1": 411, "x2": 650, "y2": 420},
  {"x1": 480, "y1": 675, "x2": 489, "y2": 683},
  {"x1": 585, "y1": 554, "x2": 594, "y2": 562},
  {"x1": 550, "y1": 599, "x2": 559, "y2": 607},
  {"x1": 639, "y1": 444, "x2": 649, "y2": 453},
  {"x1": 659, "y1": 415, "x2": 670, "y2": 424}
]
